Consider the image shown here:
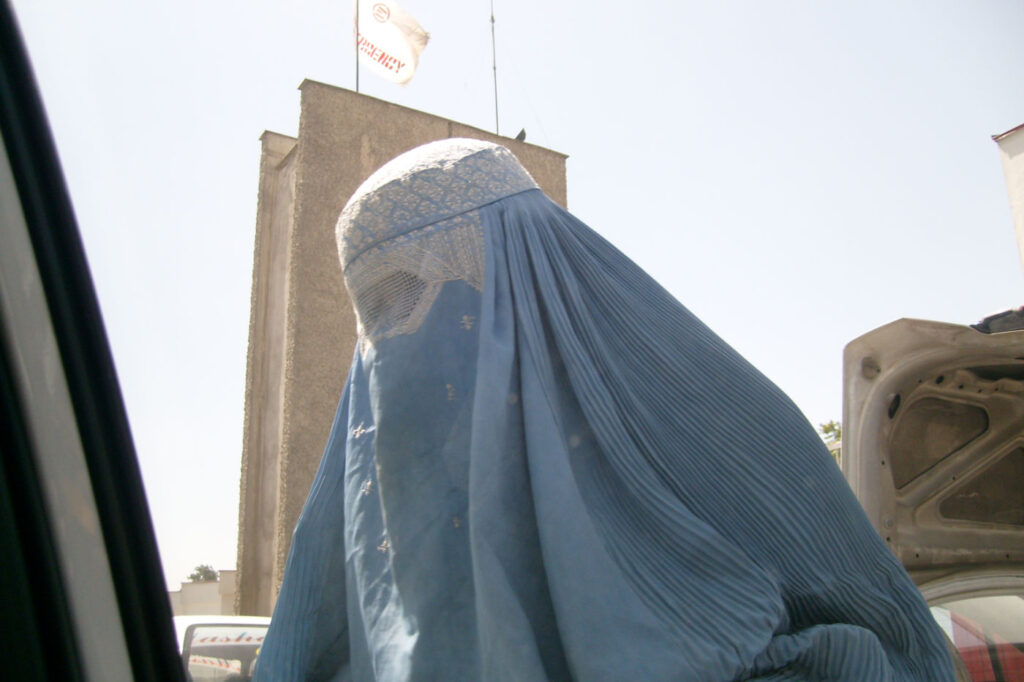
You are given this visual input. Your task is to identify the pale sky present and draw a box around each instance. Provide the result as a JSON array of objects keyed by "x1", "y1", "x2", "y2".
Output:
[{"x1": 11, "y1": 0, "x2": 1024, "y2": 589}]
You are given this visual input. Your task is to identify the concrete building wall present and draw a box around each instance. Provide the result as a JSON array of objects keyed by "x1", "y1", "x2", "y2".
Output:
[
  {"x1": 170, "y1": 570, "x2": 238, "y2": 616},
  {"x1": 219, "y1": 569, "x2": 238, "y2": 615},
  {"x1": 236, "y1": 132, "x2": 298, "y2": 616},
  {"x1": 236, "y1": 82, "x2": 567, "y2": 616},
  {"x1": 995, "y1": 123, "x2": 1024, "y2": 271}
]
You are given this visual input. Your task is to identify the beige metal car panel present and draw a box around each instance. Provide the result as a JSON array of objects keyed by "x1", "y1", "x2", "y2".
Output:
[{"x1": 843, "y1": 318, "x2": 1024, "y2": 586}]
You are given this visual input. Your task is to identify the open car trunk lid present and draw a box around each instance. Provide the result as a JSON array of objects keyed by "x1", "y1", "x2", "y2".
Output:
[{"x1": 842, "y1": 316, "x2": 1024, "y2": 600}]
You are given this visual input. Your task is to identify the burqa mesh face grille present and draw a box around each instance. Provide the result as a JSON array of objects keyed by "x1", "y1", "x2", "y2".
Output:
[
  {"x1": 342, "y1": 210, "x2": 486, "y2": 346},
  {"x1": 349, "y1": 269, "x2": 429, "y2": 342}
]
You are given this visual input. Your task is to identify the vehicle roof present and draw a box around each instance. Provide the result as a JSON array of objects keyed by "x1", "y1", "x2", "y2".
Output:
[{"x1": 172, "y1": 615, "x2": 271, "y2": 648}]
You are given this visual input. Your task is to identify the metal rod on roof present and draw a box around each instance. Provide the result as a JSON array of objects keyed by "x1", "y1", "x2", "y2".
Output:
[
  {"x1": 356, "y1": 0, "x2": 360, "y2": 91},
  {"x1": 490, "y1": 0, "x2": 499, "y2": 135}
]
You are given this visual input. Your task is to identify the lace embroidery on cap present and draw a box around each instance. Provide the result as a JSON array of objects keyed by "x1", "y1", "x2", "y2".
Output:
[
  {"x1": 337, "y1": 139, "x2": 538, "y2": 348},
  {"x1": 337, "y1": 140, "x2": 537, "y2": 269}
]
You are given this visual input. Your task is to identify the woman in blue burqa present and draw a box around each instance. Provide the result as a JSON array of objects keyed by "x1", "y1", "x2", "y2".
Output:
[{"x1": 256, "y1": 139, "x2": 953, "y2": 681}]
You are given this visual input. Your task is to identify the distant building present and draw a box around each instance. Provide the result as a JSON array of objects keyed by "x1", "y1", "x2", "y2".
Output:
[
  {"x1": 993, "y1": 122, "x2": 1024, "y2": 271},
  {"x1": 827, "y1": 440, "x2": 842, "y2": 468},
  {"x1": 169, "y1": 569, "x2": 237, "y2": 616},
  {"x1": 235, "y1": 81, "x2": 568, "y2": 616}
]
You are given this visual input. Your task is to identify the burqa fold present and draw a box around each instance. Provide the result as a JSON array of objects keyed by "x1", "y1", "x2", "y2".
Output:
[{"x1": 255, "y1": 139, "x2": 953, "y2": 681}]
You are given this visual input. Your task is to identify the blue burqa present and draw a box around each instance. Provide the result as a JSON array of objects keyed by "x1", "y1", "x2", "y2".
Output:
[{"x1": 256, "y1": 139, "x2": 953, "y2": 681}]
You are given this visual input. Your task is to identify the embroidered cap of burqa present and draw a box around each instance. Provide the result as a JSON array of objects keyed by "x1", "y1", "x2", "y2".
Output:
[{"x1": 256, "y1": 139, "x2": 953, "y2": 681}]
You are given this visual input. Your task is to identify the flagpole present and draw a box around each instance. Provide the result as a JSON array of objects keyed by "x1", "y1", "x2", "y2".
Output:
[
  {"x1": 355, "y1": 0, "x2": 360, "y2": 92},
  {"x1": 490, "y1": 0, "x2": 499, "y2": 135}
]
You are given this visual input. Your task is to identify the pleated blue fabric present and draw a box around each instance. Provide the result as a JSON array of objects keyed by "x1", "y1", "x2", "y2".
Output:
[{"x1": 255, "y1": 140, "x2": 953, "y2": 681}]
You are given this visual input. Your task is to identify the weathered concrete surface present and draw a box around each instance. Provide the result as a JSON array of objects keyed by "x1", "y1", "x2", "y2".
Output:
[
  {"x1": 236, "y1": 82, "x2": 567, "y2": 616},
  {"x1": 236, "y1": 131, "x2": 297, "y2": 616},
  {"x1": 169, "y1": 570, "x2": 238, "y2": 616},
  {"x1": 994, "y1": 123, "x2": 1024, "y2": 272}
]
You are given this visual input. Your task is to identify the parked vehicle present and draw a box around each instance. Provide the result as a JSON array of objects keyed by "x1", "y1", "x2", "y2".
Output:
[
  {"x1": 844, "y1": 310, "x2": 1024, "y2": 680},
  {"x1": 173, "y1": 616, "x2": 271, "y2": 681}
]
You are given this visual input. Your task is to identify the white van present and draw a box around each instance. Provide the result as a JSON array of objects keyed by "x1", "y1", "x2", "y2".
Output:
[{"x1": 173, "y1": 616, "x2": 271, "y2": 682}]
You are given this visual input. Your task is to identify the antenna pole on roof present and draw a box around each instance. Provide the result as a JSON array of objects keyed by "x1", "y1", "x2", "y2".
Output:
[
  {"x1": 490, "y1": 0, "x2": 499, "y2": 135},
  {"x1": 355, "y1": 0, "x2": 360, "y2": 93}
]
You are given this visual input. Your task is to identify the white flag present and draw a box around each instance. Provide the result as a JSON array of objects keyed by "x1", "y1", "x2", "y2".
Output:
[{"x1": 355, "y1": 0, "x2": 429, "y2": 85}]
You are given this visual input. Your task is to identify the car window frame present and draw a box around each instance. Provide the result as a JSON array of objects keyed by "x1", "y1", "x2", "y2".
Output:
[{"x1": 0, "y1": 2, "x2": 185, "y2": 679}]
